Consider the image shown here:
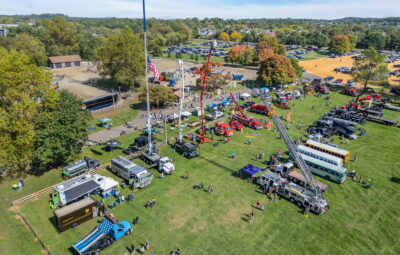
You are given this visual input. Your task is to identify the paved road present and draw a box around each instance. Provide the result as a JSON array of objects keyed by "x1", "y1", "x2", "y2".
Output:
[{"x1": 88, "y1": 88, "x2": 252, "y2": 143}]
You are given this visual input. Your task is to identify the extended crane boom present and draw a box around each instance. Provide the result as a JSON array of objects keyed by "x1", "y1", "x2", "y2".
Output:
[
  {"x1": 261, "y1": 96, "x2": 321, "y2": 198},
  {"x1": 229, "y1": 92, "x2": 247, "y2": 117}
]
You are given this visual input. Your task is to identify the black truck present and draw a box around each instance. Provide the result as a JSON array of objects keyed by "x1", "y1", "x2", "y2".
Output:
[{"x1": 175, "y1": 142, "x2": 199, "y2": 158}]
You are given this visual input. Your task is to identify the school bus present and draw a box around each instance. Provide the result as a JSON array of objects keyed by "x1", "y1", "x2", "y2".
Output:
[{"x1": 305, "y1": 140, "x2": 350, "y2": 163}]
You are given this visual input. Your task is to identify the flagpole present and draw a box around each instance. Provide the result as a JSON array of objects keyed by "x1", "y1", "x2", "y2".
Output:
[
  {"x1": 178, "y1": 60, "x2": 185, "y2": 143},
  {"x1": 142, "y1": 0, "x2": 153, "y2": 155}
]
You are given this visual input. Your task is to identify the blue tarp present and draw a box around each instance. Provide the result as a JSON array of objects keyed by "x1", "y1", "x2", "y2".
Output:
[{"x1": 240, "y1": 164, "x2": 261, "y2": 177}]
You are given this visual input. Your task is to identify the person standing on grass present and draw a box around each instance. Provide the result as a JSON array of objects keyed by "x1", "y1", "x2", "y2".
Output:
[
  {"x1": 131, "y1": 244, "x2": 136, "y2": 254},
  {"x1": 145, "y1": 240, "x2": 150, "y2": 250},
  {"x1": 247, "y1": 138, "x2": 252, "y2": 145},
  {"x1": 140, "y1": 245, "x2": 145, "y2": 254},
  {"x1": 231, "y1": 152, "x2": 236, "y2": 159},
  {"x1": 185, "y1": 171, "x2": 189, "y2": 180}
]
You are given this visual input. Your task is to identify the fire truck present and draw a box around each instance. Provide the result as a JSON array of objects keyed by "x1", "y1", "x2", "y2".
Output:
[
  {"x1": 215, "y1": 121, "x2": 234, "y2": 136},
  {"x1": 343, "y1": 87, "x2": 359, "y2": 97},
  {"x1": 229, "y1": 120, "x2": 244, "y2": 131},
  {"x1": 229, "y1": 92, "x2": 263, "y2": 130},
  {"x1": 248, "y1": 104, "x2": 270, "y2": 116}
]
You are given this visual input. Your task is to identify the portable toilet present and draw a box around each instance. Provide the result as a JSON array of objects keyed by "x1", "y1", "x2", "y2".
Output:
[{"x1": 169, "y1": 79, "x2": 176, "y2": 87}]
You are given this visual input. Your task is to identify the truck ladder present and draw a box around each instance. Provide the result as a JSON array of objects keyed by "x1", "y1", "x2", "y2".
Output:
[{"x1": 262, "y1": 97, "x2": 321, "y2": 197}]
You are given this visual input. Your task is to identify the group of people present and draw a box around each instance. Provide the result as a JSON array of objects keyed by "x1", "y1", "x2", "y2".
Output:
[
  {"x1": 12, "y1": 179, "x2": 24, "y2": 191},
  {"x1": 127, "y1": 240, "x2": 151, "y2": 255}
]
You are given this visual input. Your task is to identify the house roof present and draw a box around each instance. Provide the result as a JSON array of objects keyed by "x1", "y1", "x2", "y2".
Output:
[{"x1": 49, "y1": 55, "x2": 82, "y2": 64}]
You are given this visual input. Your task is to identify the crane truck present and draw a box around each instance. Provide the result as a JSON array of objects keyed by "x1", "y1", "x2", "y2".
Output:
[
  {"x1": 257, "y1": 96, "x2": 329, "y2": 214},
  {"x1": 229, "y1": 93, "x2": 263, "y2": 129}
]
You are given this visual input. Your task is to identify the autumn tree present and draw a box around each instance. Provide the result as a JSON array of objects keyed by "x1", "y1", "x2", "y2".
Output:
[
  {"x1": 139, "y1": 85, "x2": 176, "y2": 107},
  {"x1": 11, "y1": 33, "x2": 47, "y2": 66},
  {"x1": 352, "y1": 47, "x2": 388, "y2": 102},
  {"x1": 219, "y1": 32, "x2": 230, "y2": 41},
  {"x1": 257, "y1": 48, "x2": 275, "y2": 62},
  {"x1": 97, "y1": 27, "x2": 145, "y2": 89},
  {"x1": 257, "y1": 55, "x2": 296, "y2": 86},
  {"x1": 196, "y1": 62, "x2": 227, "y2": 90},
  {"x1": 227, "y1": 45, "x2": 254, "y2": 65},
  {"x1": 0, "y1": 48, "x2": 59, "y2": 176},
  {"x1": 329, "y1": 35, "x2": 354, "y2": 54},
  {"x1": 230, "y1": 31, "x2": 243, "y2": 42},
  {"x1": 257, "y1": 34, "x2": 286, "y2": 56}
]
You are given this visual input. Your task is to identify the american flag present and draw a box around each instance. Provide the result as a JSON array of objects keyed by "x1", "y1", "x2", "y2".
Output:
[{"x1": 147, "y1": 57, "x2": 160, "y2": 79}]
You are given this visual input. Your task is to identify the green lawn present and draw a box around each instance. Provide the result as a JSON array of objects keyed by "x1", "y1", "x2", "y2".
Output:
[
  {"x1": 297, "y1": 51, "x2": 327, "y2": 61},
  {"x1": 162, "y1": 53, "x2": 226, "y2": 63},
  {"x1": 87, "y1": 100, "x2": 141, "y2": 134},
  {"x1": 1, "y1": 92, "x2": 400, "y2": 255}
]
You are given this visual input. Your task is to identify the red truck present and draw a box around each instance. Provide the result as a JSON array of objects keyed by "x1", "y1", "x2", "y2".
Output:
[
  {"x1": 316, "y1": 84, "x2": 330, "y2": 94},
  {"x1": 215, "y1": 121, "x2": 234, "y2": 136},
  {"x1": 362, "y1": 94, "x2": 382, "y2": 101},
  {"x1": 275, "y1": 96, "x2": 289, "y2": 109},
  {"x1": 229, "y1": 120, "x2": 244, "y2": 131},
  {"x1": 248, "y1": 104, "x2": 270, "y2": 115},
  {"x1": 231, "y1": 114, "x2": 262, "y2": 129},
  {"x1": 343, "y1": 87, "x2": 359, "y2": 97}
]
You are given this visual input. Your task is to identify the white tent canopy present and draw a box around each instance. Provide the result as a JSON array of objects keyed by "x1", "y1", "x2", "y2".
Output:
[
  {"x1": 168, "y1": 113, "x2": 180, "y2": 120},
  {"x1": 240, "y1": 93, "x2": 251, "y2": 98},
  {"x1": 181, "y1": 111, "x2": 192, "y2": 117}
]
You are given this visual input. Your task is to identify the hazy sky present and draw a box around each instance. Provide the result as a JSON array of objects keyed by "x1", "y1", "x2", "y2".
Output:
[{"x1": 1, "y1": 0, "x2": 399, "y2": 19}]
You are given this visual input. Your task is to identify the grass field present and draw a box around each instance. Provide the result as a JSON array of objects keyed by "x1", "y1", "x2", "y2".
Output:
[
  {"x1": 291, "y1": 51, "x2": 327, "y2": 61},
  {"x1": 87, "y1": 99, "x2": 141, "y2": 133},
  {"x1": 1, "y1": 92, "x2": 400, "y2": 255}
]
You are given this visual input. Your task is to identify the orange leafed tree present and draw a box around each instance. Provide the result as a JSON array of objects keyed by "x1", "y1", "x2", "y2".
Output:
[
  {"x1": 257, "y1": 48, "x2": 275, "y2": 62},
  {"x1": 227, "y1": 45, "x2": 254, "y2": 65}
]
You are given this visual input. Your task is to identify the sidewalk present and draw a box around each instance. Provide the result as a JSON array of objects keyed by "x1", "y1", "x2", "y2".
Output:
[{"x1": 88, "y1": 88, "x2": 252, "y2": 143}]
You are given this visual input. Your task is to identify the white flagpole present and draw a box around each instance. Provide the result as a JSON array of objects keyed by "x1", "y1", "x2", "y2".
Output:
[{"x1": 178, "y1": 60, "x2": 185, "y2": 143}]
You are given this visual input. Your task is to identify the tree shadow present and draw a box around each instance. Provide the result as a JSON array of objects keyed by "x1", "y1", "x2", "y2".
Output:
[
  {"x1": 89, "y1": 148, "x2": 103, "y2": 156},
  {"x1": 198, "y1": 155, "x2": 236, "y2": 175}
]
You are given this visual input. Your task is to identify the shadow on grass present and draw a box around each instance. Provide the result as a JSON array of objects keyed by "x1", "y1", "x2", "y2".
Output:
[
  {"x1": 198, "y1": 155, "x2": 236, "y2": 175},
  {"x1": 89, "y1": 148, "x2": 103, "y2": 156},
  {"x1": 390, "y1": 177, "x2": 400, "y2": 184}
]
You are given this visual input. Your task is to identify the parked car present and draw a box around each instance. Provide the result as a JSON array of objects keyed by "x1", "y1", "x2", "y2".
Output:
[
  {"x1": 325, "y1": 76, "x2": 334, "y2": 81},
  {"x1": 188, "y1": 121, "x2": 201, "y2": 127},
  {"x1": 334, "y1": 79, "x2": 343, "y2": 83}
]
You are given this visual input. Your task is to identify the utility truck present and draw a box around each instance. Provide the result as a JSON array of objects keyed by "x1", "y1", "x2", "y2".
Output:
[
  {"x1": 141, "y1": 152, "x2": 175, "y2": 174},
  {"x1": 215, "y1": 121, "x2": 234, "y2": 136},
  {"x1": 175, "y1": 142, "x2": 199, "y2": 158},
  {"x1": 110, "y1": 156, "x2": 153, "y2": 189}
]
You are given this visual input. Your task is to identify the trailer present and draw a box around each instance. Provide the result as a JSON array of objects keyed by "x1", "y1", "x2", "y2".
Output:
[
  {"x1": 364, "y1": 114, "x2": 398, "y2": 126},
  {"x1": 54, "y1": 197, "x2": 99, "y2": 231},
  {"x1": 72, "y1": 215, "x2": 131, "y2": 255},
  {"x1": 51, "y1": 174, "x2": 118, "y2": 207},
  {"x1": 62, "y1": 157, "x2": 99, "y2": 179}
]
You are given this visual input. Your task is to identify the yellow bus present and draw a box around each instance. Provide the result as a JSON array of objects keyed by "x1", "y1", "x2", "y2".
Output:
[{"x1": 305, "y1": 140, "x2": 351, "y2": 163}]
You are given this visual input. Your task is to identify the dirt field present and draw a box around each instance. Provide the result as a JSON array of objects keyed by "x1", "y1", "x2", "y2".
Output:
[
  {"x1": 153, "y1": 58, "x2": 258, "y2": 79},
  {"x1": 50, "y1": 66, "x2": 108, "y2": 99},
  {"x1": 300, "y1": 56, "x2": 400, "y2": 86}
]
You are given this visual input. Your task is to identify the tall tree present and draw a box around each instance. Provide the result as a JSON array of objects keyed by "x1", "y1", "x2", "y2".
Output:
[
  {"x1": 256, "y1": 36, "x2": 286, "y2": 56},
  {"x1": 11, "y1": 33, "x2": 47, "y2": 66},
  {"x1": 139, "y1": 85, "x2": 175, "y2": 107},
  {"x1": 257, "y1": 55, "x2": 296, "y2": 86},
  {"x1": 219, "y1": 32, "x2": 230, "y2": 41},
  {"x1": 33, "y1": 90, "x2": 91, "y2": 172},
  {"x1": 329, "y1": 35, "x2": 353, "y2": 54},
  {"x1": 96, "y1": 27, "x2": 145, "y2": 89},
  {"x1": 230, "y1": 31, "x2": 243, "y2": 42},
  {"x1": 290, "y1": 58, "x2": 303, "y2": 78},
  {"x1": 352, "y1": 47, "x2": 388, "y2": 102},
  {"x1": 0, "y1": 48, "x2": 59, "y2": 176},
  {"x1": 40, "y1": 16, "x2": 79, "y2": 56},
  {"x1": 257, "y1": 48, "x2": 275, "y2": 62},
  {"x1": 227, "y1": 45, "x2": 254, "y2": 65}
]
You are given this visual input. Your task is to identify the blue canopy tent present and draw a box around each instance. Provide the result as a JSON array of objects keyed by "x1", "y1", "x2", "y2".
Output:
[{"x1": 239, "y1": 164, "x2": 262, "y2": 179}]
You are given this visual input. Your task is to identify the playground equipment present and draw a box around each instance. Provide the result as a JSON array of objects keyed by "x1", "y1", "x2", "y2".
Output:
[
  {"x1": 230, "y1": 92, "x2": 262, "y2": 129},
  {"x1": 54, "y1": 197, "x2": 99, "y2": 231},
  {"x1": 51, "y1": 174, "x2": 118, "y2": 207},
  {"x1": 62, "y1": 157, "x2": 99, "y2": 179},
  {"x1": 110, "y1": 156, "x2": 153, "y2": 189},
  {"x1": 72, "y1": 215, "x2": 132, "y2": 255},
  {"x1": 258, "y1": 96, "x2": 329, "y2": 214}
]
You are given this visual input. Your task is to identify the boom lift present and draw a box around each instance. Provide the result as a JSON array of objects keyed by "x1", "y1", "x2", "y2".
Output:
[{"x1": 229, "y1": 93, "x2": 262, "y2": 129}]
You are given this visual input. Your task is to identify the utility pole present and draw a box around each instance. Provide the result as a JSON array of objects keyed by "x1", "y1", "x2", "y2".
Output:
[
  {"x1": 142, "y1": 0, "x2": 153, "y2": 155},
  {"x1": 178, "y1": 59, "x2": 185, "y2": 143},
  {"x1": 164, "y1": 117, "x2": 168, "y2": 144}
]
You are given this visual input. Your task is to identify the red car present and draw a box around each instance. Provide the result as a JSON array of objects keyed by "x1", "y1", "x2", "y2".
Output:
[{"x1": 334, "y1": 79, "x2": 343, "y2": 83}]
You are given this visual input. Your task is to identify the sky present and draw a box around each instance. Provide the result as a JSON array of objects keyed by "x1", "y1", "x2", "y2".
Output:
[{"x1": 0, "y1": 0, "x2": 399, "y2": 19}]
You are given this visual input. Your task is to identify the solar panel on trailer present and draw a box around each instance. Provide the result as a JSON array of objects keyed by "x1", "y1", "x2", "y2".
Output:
[{"x1": 64, "y1": 180, "x2": 100, "y2": 202}]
